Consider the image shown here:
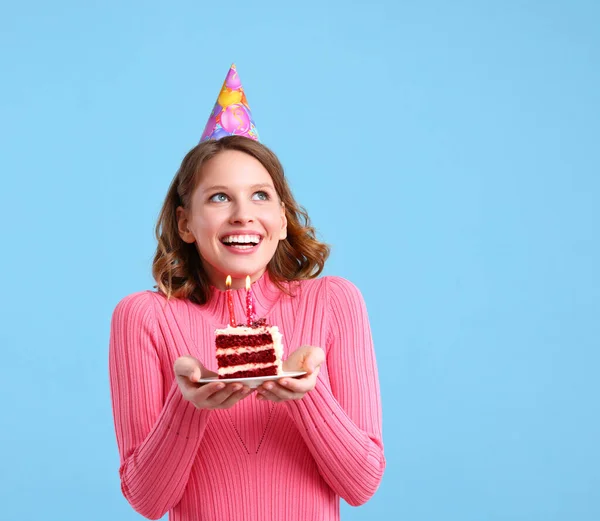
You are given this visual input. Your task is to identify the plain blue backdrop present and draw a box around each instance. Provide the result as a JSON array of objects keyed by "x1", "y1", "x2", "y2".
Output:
[{"x1": 1, "y1": 1, "x2": 599, "y2": 520}]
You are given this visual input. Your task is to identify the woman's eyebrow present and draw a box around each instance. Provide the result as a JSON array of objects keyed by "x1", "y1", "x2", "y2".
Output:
[
  {"x1": 202, "y1": 183, "x2": 274, "y2": 194},
  {"x1": 203, "y1": 185, "x2": 229, "y2": 193}
]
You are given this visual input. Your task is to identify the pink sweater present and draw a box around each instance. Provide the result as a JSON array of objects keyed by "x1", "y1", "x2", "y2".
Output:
[{"x1": 109, "y1": 273, "x2": 385, "y2": 521}]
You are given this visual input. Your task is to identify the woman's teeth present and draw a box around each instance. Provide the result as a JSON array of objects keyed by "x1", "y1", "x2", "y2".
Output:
[{"x1": 221, "y1": 235, "x2": 261, "y2": 249}]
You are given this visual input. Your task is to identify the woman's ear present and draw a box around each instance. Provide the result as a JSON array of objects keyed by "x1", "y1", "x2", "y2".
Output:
[
  {"x1": 279, "y1": 202, "x2": 287, "y2": 240},
  {"x1": 176, "y1": 206, "x2": 196, "y2": 243}
]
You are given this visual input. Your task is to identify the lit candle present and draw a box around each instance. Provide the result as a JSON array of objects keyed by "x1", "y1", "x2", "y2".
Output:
[
  {"x1": 226, "y1": 275, "x2": 236, "y2": 327},
  {"x1": 245, "y1": 275, "x2": 256, "y2": 326}
]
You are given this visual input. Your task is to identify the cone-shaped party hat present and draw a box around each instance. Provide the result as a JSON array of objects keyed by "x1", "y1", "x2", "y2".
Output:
[{"x1": 199, "y1": 64, "x2": 260, "y2": 142}]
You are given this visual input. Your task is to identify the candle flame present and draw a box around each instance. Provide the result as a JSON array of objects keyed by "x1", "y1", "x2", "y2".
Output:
[
  {"x1": 246, "y1": 275, "x2": 251, "y2": 290},
  {"x1": 226, "y1": 275, "x2": 232, "y2": 289}
]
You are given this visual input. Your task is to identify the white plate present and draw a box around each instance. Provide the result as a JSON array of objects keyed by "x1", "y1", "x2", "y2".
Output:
[{"x1": 198, "y1": 371, "x2": 307, "y2": 389}]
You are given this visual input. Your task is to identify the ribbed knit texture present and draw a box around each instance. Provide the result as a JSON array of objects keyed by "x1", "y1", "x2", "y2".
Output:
[{"x1": 109, "y1": 273, "x2": 385, "y2": 521}]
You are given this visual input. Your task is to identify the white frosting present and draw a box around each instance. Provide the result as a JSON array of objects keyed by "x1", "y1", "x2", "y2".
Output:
[
  {"x1": 219, "y1": 362, "x2": 277, "y2": 376},
  {"x1": 216, "y1": 344, "x2": 274, "y2": 356},
  {"x1": 216, "y1": 325, "x2": 276, "y2": 335},
  {"x1": 271, "y1": 328, "x2": 283, "y2": 373}
]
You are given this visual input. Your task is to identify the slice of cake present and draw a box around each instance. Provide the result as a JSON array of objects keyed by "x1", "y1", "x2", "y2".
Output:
[{"x1": 215, "y1": 318, "x2": 284, "y2": 379}]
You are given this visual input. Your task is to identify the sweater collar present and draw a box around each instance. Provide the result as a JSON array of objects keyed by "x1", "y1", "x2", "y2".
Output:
[{"x1": 202, "y1": 270, "x2": 284, "y2": 326}]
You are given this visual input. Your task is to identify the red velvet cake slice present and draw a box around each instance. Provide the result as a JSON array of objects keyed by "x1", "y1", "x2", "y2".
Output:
[{"x1": 215, "y1": 319, "x2": 283, "y2": 379}]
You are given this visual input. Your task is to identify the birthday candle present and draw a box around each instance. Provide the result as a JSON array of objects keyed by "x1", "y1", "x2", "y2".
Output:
[
  {"x1": 251, "y1": 289, "x2": 257, "y2": 323},
  {"x1": 245, "y1": 275, "x2": 256, "y2": 326},
  {"x1": 226, "y1": 275, "x2": 236, "y2": 327}
]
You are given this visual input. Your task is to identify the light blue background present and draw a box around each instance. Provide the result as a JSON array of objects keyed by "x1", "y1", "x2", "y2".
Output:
[{"x1": 1, "y1": 1, "x2": 599, "y2": 520}]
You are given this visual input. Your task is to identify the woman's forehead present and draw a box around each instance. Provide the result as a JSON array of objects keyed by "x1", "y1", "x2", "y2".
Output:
[{"x1": 198, "y1": 150, "x2": 273, "y2": 188}]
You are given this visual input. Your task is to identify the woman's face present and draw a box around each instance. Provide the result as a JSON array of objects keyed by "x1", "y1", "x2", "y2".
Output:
[{"x1": 177, "y1": 149, "x2": 287, "y2": 289}]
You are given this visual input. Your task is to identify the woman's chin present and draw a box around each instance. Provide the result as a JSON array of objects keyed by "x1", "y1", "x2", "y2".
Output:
[{"x1": 215, "y1": 263, "x2": 267, "y2": 282}]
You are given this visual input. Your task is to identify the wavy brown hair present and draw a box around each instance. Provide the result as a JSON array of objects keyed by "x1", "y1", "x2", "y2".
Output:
[{"x1": 152, "y1": 136, "x2": 330, "y2": 304}]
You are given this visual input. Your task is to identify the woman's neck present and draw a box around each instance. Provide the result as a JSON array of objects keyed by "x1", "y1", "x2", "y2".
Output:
[
  {"x1": 201, "y1": 269, "x2": 284, "y2": 324},
  {"x1": 208, "y1": 268, "x2": 267, "y2": 291}
]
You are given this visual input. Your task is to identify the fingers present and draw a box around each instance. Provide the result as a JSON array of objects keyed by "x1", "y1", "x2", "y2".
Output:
[
  {"x1": 257, "y1": 373, "x2": 317, "y2": 402},
  {"x1": 303, "y1": 347, "x2": 325, "y2": 373},
  {"x1": 256, "y1": 386, "x2": 286, "y2": 402},
  {"x1": 174, "y1": 355, "x2": 218, "y2": 382},
  {"x1": 279, "y1": 371, "x2": 319, "y2": 393},
  {"x1": 216, "y1": 386, "x2": 254, "y2": 409},
  {"x1": 192, "y1": 382, "x2": 253, "y2": 409},
  {"x1": 283, "y1": 345, "x2": 325, "y2": 373},
  {"x1": 174, "y1": 355, "x2": 203, "y2": 382}
]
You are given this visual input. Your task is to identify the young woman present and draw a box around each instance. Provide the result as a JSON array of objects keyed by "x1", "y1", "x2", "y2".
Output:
[{"x1": 109, "y1": 135, "x2": 385, "y2": 521}]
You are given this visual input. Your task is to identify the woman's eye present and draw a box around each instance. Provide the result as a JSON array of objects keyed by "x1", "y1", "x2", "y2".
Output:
[
  {"x1": 252, "y1": 191, "x2": 269, "y2": 201},
  {"x1": 210, "y1": 193, "x2": 229, "y2": 203}
]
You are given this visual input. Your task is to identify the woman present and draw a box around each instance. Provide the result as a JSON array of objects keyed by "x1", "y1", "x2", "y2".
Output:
[{"x1": 109, "y1": 135, "x2": 385, "y2": 520}]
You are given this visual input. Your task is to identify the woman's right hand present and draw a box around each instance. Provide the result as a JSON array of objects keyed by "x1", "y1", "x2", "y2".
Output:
[{"x1": 174, "y1": 355, "x2": 253, "y2": 410}]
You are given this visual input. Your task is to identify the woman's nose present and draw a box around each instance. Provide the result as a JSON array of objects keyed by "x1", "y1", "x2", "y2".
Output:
[{"x1": 229, "y1": 201, "x2": 254, "y2": 225}]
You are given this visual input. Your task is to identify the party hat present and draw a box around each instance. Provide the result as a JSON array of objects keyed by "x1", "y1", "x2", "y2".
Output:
[{"x1": 199, "y1": 64, "x2": 260, "y2": 142}]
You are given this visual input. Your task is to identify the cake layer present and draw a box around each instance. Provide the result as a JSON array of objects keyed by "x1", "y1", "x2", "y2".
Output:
[
  {"x1": 217, "y1": 350, "x2": 276, "y2": 367},
  {"x1": 216, "y1": 332, "x2": 273, "y2": 348},
  {"x1": 216, "y1": 344, "x2": 274, "y2": 356},
  {"x1": 218, "y1": 366, "x2": 278, "y2": 379}
]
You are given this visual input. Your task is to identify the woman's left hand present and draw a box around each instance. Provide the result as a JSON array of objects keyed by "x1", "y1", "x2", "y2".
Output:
[{"x1": 256, "y1": 345, "x2": 325, "y2": 403}]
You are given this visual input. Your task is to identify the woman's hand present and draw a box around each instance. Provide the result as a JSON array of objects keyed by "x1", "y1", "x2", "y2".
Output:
[
  {"x1": 256, "y1": 346, "x2": 325, "y2": 403},
  {"x1": 174, "y1": 355, "x2": 253, "y2": 410}
]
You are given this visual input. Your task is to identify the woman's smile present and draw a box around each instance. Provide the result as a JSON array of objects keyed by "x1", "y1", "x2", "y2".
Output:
[{"x1": 220, "y1": 231, "x2": 264, "y2": 254}]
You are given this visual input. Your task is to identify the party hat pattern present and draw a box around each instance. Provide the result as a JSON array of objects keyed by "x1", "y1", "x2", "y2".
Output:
[{"x1": 200, "y1": 64, "x2": 260, "y2": 142}]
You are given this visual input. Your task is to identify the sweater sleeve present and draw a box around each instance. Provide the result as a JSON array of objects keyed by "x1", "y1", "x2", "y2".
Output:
[
  {"x1": 283, "y1": 277, "x2": 385, "y2": 506},
  {"x1": 108, "y1": 292, "x2": 211, "y2": 520}
]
